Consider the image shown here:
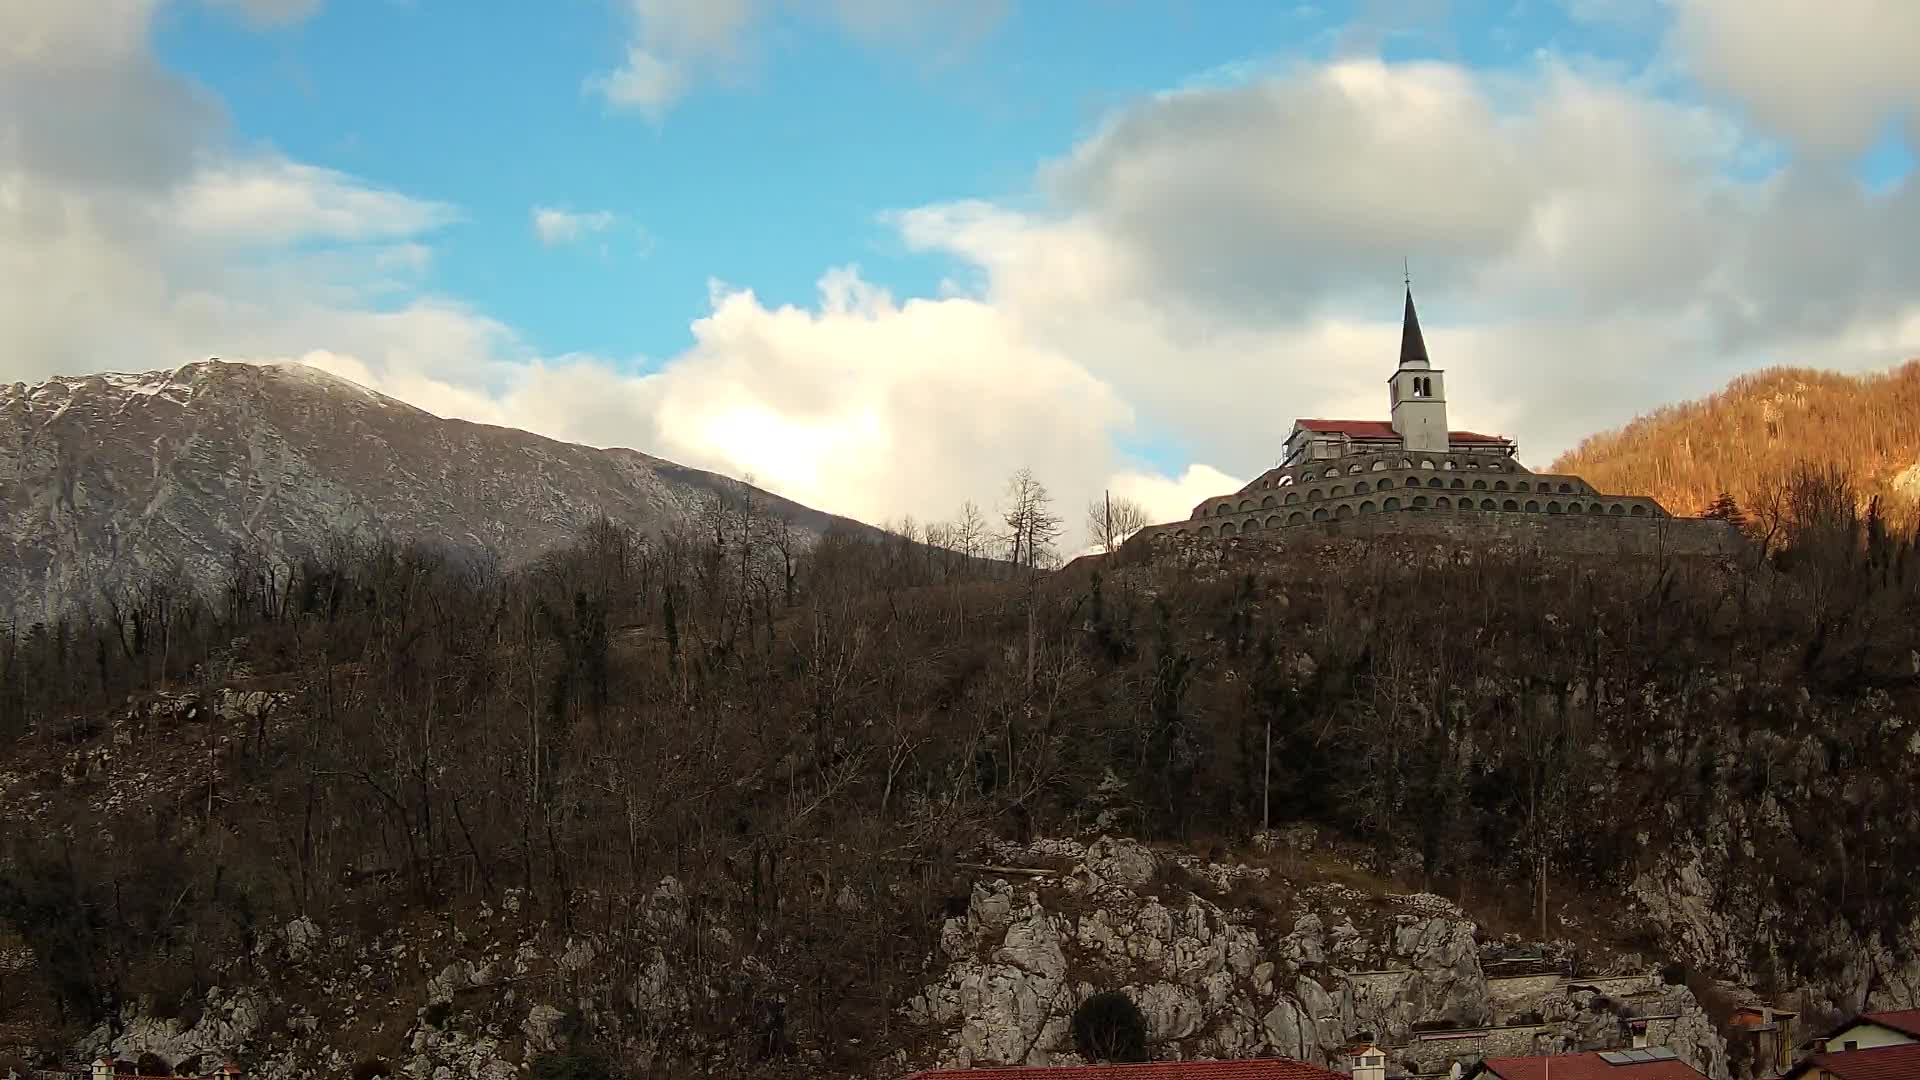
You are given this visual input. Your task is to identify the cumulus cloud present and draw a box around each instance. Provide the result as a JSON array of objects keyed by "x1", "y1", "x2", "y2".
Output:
[
  {"x1": 531, "y1": 207, "x2": 621, "y2": 247},
  {"x1": 1671, "y1": 0, "x2": 1920, "y2": 155}
]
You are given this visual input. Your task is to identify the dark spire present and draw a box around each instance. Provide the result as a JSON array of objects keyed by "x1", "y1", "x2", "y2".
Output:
[{"x1": 1399, "y1": 285, "x2": 1430, "y2": 368}]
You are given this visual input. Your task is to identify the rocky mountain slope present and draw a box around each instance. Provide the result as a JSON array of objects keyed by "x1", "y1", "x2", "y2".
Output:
[
  {"x1": 3, "y1": 442, "x2": 1918, "y2": 1079},
  {"x1": 0, "y1": 360, "x2": 864, "y2": 623}
]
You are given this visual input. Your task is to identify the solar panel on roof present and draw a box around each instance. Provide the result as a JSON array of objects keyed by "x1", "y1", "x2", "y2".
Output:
[
  {"x1": 1644, "y1": 1048, "x2": 1677, "y2": 1061},
  {"x1": 1598, "y1": 1052, "x2": 1631, "y2": 1064}
]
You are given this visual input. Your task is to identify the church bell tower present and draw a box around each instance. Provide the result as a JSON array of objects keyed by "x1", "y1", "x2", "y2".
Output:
[{"x1": 1388, "y1": 285, "x2": 1450, "y2": 453}]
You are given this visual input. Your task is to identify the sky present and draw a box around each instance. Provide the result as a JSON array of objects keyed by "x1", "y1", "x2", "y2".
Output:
[{"x1": 4, "y1": 0, "x2": 1920, "y2": 545}]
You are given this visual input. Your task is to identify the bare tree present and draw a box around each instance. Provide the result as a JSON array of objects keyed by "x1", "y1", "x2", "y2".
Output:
[
  {"x1": 1085, "y1": 493, "x2": 1150, "y2": 555},
  {"x1": 1001, "y1": 468, "x2": 1063, "y2": 573}
]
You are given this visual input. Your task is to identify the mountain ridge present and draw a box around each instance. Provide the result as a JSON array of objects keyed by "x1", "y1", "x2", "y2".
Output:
[{"x1": 0, "y1": 359, "x2": 867, "y2": 623}]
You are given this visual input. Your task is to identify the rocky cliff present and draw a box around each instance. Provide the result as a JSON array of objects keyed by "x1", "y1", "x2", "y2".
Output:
[{"x1": 0, "y1": 360, "x2": 863, "y2": 622}]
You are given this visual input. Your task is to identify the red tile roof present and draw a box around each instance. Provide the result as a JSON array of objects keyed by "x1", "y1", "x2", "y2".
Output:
[
  {"x1": 1860, "y1": 1009, "x2": 1920, "y2": 1038},
  {"x1": 1478, "y1": 1052, "x2": 1707, "y2": 1080},
  {"x1": 1293, "y1": 419, "x2": 1510, "y2": 444},
  {"x1": 1796, "y1": 1042, "x2": 1920, "y2": 1079},
  {"x1": 903, "y1": 1059, "x2": 1344, "y2": 1080}
]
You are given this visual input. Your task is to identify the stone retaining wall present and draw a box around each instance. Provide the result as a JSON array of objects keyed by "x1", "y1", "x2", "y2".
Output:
[{"x1": 1136, "y1": 509, "x2": 1744, "y2": 560}]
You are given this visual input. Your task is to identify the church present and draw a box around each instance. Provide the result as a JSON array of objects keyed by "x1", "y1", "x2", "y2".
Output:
[{"x1": 1132, "y1": 288, "x2": 1673, "y2": 545}]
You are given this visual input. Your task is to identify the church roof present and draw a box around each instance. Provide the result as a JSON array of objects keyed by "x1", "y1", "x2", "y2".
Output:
[
  {"x1": 1294, "y1": 418, "x2": 1511, "y2": 444},
  {"x1": 1400, "y1": 286, "x2": 1430, "y2": 369}
]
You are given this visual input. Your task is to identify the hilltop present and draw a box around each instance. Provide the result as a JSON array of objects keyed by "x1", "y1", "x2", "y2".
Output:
[
  {"x1": 1552, "y1": 361, "x2": 1920, "y2": 519},
  {"x1": 3, "y1": 475, "x2": 1918, "y2": 1078}
]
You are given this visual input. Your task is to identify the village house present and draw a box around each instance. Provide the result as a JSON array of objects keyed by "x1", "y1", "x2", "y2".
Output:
[
  {"x1": 1464, "y1": 1048, "x2": 1708, "y2": 1080},
  {"x1": 1782, "y1": 1041, "x2": 1920, "y2": 1079},
  {"x1": 1806, "y1": 1010, "x2": 1920, "y2": 1053},
  {"x1": 901, "y1": 1053, "x2": 1348, "y2": 1079}
]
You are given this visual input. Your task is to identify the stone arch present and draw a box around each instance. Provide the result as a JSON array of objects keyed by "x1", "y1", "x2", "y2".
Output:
[
  {"x1": 1324, "y1": 468, "x2": 1341, "y2": 480},
  {"x1": 1420, "y1": 459, "x2": 1436, "y2": 470},
  {"x1": 1436, "y1": 496, "x2": 1452, "y2": 509},
  {"x1": 1411, "y1": 495, "x2": 1428, "y2": 508},
  {"x1": 1239, "y1": 498, "x2": 1255, "y2": 511},
  {"x1": 1427, "y1": 477, "x2": 1443, "y2": 489},
  {"x1": 1377, "y1": 477, "x2": 1394, "y2": 489},
  {"x1": 1502, "y1": 499, "x2": 1519, "y2": 511},
  {"x1": 1261, "y1": 494, "x2": 1277, "y2": 508},
  {"x1": 1287, "y1": 511, "x2": 1306, "y2": 525},
  {"x1": 1494, "y1": 480, "x2": 1509, "y2": 491},
  {"x1": 1175, "y1": 529, "x2": 1190, "y2": 538},
  {"x1": 1588, "y1": 503, "x2": 1604, "y2": 515},
  {"x1": 1266, "y1": 515, "x2": 1284, "y2": 528},
  {"x1": 1355, "y1": 480, "x2": 1371, "y2": 494},
  {"x1": 1451, "y1": 478, "x2": 1466, "y2": 489},
  {"x1": 1360, "y1": 500, "x2": 1377, "y2": 514},
  {"x1": 1371, "y1": 459, "x2": 1388, "y2": 471},
  {"x1": 1198, "y1": 526, "x2": 1214, "y2": 538},
  {"x1": 1400, "y1": 457, "x2": 1414, "y2": 469},
  {"x1": 1487, "y1": 462, "x2": 1504, "y2": 471},
  {"x1": 1217, "y1": 503, "x2": 1232, "y2": 515},
  {"x1": 1631, "y1": 504, "x2": 1648, "y2": 516},
  {"x1": 1473, "y1": 479, "x2": 1488, "y2": 490},
  {"x1": 1383, "y1": 497, "x2": 1401, "y2": 511},
  {"x1": 1525, "y1": 500, "x2": 1541, "y2": 512},
  {"x1": 1278, "y1": 475, "x2": 1294, "y2": 486},
  {"x1": 1459, "y1": 498, "x2": 1476, "y2": 511},
  {"x1": 1220, "y1": 521, "x2": 1236, "y2": 536},
  {"x1": 1311, "y1": 507, "x2": 1330, "y2": 522},
  {"x1": 1330, "y1": 485, "x2": 1347, "y2": 497},
  {"x1": 1348, "y1": 463, "x2": 1364, "y2": 474},
  {"x1": 1284, "y1": 492, "x2": 1300, "y2": 505},
  {"x1": 1334, "y1": 503, "x2": 1354, "y2": 520},
  {"x1": 1307, "y1": 488, "x2": 1323, "y2": 501},
  {"x1": 1443, "y1": 459, "x2": 1457, "y2": 470},
  {"x1": 1481, "y1": 499, "x2": 1497, "y2": 510},
  {"x1": 1609, "y1": 504, "x2": 1625, "y2": 515},
  {"x1": 1547, "y1": 501, "x2": 1563, "y2": 514},
  {"x1": 1558, "y1": 483, "x2": 1573, "y2": 493}
]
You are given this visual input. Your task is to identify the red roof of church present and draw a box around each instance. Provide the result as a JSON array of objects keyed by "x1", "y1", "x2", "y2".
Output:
[
  {"x1": 1475, "y1": 1052, "x2": 1706, "y2": 1080},
  {"x1": 1789, "y1": 1042, "x2": 1920, "y2": 1079},
  {"x1": 1293, "y1": 419, "x2": 1511, "y2": 445},
  {"x1": 903, "y1": 1060, "x2": 1343, "y2": 1080}
]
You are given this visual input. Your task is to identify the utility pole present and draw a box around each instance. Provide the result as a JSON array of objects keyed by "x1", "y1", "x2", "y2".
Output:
[{"x1": 1262, "y1": 717, "x2": 1272, "y2": 835}]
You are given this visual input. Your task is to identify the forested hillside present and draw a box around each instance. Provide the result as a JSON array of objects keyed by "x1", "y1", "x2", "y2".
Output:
[
  {"x1": 1553, "y1": 361, "x2": 1920, "y2": 520},
  {"x1": 2, "y1": 467, "x2": 1919, "y2": 1077}
]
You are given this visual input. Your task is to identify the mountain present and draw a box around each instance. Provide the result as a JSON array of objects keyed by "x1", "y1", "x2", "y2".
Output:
[
  {"x1": 1552, "y1": 360, "x2": 1920, "y2": 518},
  {"x1": 0, "y1": 360, "x2": 865, "y2": 623}
]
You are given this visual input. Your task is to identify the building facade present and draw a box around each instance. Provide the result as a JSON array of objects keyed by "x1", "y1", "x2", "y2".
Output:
[{"x1": 1132, "y1": 288, "x2": 1681, "y2": 547}]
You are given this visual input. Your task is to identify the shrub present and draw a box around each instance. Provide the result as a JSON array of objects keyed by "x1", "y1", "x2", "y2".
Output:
[
  {"x1": 135, "y1": 1050, "x2": 172, "y2": 1075},
  {"x1": 1072, "y1": 991, "x2": 1148, "y2": 1064},
  {"x1": 529, "y1": 1052, "x2": 620, "y2": 1080}
]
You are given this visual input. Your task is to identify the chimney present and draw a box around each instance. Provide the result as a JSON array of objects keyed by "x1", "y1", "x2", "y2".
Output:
[{"x1": 1351, "y1": 1044, "x2": 1388, "y2": 1080}]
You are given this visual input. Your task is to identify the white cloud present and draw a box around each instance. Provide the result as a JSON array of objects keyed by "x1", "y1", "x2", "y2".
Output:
[
  {"x1": 1670, "y1": 0, "x2": 1920, "y2": 154},
  {"x1": 532, "y1": 207, "x2": 621, "y2": 247},
  {"x1": 175, "y1": 160, "x2": 458, "y2": 246}
]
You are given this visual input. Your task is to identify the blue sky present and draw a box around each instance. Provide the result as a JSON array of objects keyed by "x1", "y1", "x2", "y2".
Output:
[
  {"x1": 147, "y1": 0, "x2": 1731, "y2": 368},
  {"x1": 7, "y1": 0, "x2": 1919, "y2": 538}
]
